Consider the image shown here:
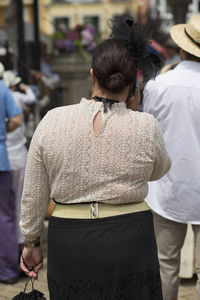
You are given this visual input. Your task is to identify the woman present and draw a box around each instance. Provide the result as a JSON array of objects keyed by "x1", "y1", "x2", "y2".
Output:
[{"x1": 20, "y1": 17, "x2": 171, "y2": 299}]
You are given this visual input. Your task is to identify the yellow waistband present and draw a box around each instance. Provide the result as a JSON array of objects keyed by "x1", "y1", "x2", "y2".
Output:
[{"x1": 52, "y1": 201, "x2": 149, "y2": 219}]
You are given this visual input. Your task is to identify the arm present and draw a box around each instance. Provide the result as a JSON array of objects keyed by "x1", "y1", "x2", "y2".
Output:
[
  {"x1": 20, "y1": 114, "x2": 50, "y2": 241},
  {"x1": 7, "y1": 114, "x2": 22, "y2": 132},
  {"x1": 19, "y1": 85, "x2": 36, "y2": 105},
  {"x1": 5, "y1": 84, "x2": 22, "y2": 131},
  {"x1": 30, "y1": 69, "x2": 61, "y2": 90},
  {"x1": 41, "y1": 74, "x2": 61, "y2": 89},
  {"x1": 20, "y1": 114, "x2": 50, "y2": 278},
  {"x1": 150, "y1": 118, "x2": 171, "y2": 181}
]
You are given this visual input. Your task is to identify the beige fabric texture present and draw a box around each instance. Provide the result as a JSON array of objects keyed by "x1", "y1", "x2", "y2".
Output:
[{"x1": 20, "y1": 98, "x2": 171, "y2": 240}]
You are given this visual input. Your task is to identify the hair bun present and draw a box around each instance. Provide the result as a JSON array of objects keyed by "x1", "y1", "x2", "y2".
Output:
[{"x1": 106, "y1": 73, "x2": 126, "y2": 93}]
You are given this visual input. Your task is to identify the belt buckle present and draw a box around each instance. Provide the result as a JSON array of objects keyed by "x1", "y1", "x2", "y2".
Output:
[{"x1": 90, "y1": 202, "x2": 99, "y2": 219}]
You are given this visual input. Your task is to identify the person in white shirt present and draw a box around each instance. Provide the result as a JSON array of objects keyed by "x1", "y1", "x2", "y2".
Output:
[
  {"x1": 3, "y1": 71, "x2": 36, "y2": 248},
  {"x1": 143, "y1": 15, "x2": 200, "y2": 300},
  {"x1": 0, "y1": 62, "x2": 5, "y2": 79}
]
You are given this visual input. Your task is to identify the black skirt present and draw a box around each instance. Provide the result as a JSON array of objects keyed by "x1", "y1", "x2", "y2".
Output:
[{"x1": 47, "y1": 210, "x2": 163, "y2": 300}]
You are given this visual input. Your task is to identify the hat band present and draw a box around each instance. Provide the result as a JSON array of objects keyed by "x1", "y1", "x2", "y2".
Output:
[{"x1": 184, "y1": 28, "x2": 200, "y2": 48}]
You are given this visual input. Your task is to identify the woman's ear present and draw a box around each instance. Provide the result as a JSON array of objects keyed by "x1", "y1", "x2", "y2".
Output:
[{"x1": 90, "y1": 68, "x2": 96, "y2": 86}]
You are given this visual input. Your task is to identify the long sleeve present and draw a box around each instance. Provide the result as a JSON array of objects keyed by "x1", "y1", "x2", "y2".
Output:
[
  {"x1": 5, "y1": 87, "x2": 21, "y2": 118},
  {"x1": 41, "y1": 74, "x2": 61, "y2": 89},
  {"x1": 17, "y1": 87, "x2": 36, "y2": 105},
  {"x1": 20, "y1": 113, "x2": 50, "y2": 240},
  {"x1": 143, "y1": 81, "x2": 156, "y2": 115},
  {"x1": 150, "y1": 118, "x2": 171, "y2": 181}
]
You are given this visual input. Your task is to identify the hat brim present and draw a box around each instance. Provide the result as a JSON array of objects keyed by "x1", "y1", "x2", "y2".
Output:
[
  {"x1": 11, "y1": 77, "x2": 22, "y2": 86},
  {"x1": 170, "y1": 24, "x2": 200, "y2": 58}
]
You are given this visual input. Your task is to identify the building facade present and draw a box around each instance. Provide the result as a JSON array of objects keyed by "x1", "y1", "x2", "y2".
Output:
[
  {"x1": 0, "y1": 0, "x2": 34, "y2": 27},
  {"x1": 0, "y1": 0, "x2": 138, "y2": 39},
  {"x1": 39, "y1": 0, "x2": 138, "y2": 38}
]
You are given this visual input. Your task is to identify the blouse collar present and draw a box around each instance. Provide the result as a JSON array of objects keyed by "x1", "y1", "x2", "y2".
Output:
[{"x1": 80, "y1": 97, "x2": 126, "y2": 113}]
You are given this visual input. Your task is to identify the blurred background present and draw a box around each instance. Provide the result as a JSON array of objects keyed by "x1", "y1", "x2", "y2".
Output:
[
  {"x1": 0, "y1": 0, "x2": 199, "y2": 84},
  {"x1": 0, "y1": 1, "x2": 199, "y2": 299}
]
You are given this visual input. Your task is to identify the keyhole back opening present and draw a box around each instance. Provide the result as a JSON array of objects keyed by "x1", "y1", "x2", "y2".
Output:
[{"x1": 93, "y1": 111, "x2": 103, "y2": 135}]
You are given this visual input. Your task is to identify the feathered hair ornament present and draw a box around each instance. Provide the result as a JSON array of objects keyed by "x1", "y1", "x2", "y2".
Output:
[{"x1": 110, "y1": 15, "x2": 162, "y2": 82}]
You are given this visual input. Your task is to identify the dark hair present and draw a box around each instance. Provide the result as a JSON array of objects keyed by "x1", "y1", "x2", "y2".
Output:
[
  {"x1": 92, "y1": 38, "x2": 137, "y2": 93},
  {"x1": 185, "y1": 51, "x2": 200, "y2": 62}
]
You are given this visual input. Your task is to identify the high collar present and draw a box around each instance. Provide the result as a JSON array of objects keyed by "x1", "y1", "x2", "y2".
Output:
[{"x1": 80, "y1": 97, "x2": 127, "y2": 114}]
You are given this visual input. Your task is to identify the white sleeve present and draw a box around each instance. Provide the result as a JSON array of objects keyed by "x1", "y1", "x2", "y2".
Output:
[
  {"x1": 19, "y1": 87, "x2": 36, "y2": 105},
  {"x1": 41, "y1": 74, "x2": 61, "y2": 89},
  {"x1": 149, "y1": 118, "x2": 171, "y2": 181},
  {"x1": 143, "y1": 80, "x2": 157, "y2": 115}
]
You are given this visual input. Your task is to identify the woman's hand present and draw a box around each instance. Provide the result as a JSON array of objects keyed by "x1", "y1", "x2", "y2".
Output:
[{"x1": 20, "y1": 246, "x2": 43, "y2": 279}]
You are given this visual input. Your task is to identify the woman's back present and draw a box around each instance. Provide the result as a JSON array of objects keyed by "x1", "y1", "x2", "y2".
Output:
[{"x1": 27, "y1": 98, "x2": 170, "y2": 207}]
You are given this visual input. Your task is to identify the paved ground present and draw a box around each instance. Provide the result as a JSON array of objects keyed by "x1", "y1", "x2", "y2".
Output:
[{"x1": 0, "y1": 221, "x2": 196, "y2": 300}]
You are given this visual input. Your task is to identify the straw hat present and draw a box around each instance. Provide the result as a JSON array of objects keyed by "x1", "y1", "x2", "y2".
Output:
[
  {"x1": 3, "y1": 71, "x2": 22, "y2": 88},
  {"x1": 170, "y1": 15, "x2": 200, "y2": 58}
]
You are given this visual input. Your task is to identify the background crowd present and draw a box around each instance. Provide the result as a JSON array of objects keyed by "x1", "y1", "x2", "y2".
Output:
[{"x1": 0, "y1": 1, "x2": 200, "y2": 300}]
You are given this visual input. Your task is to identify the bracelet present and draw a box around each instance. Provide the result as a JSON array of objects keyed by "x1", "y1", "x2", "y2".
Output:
[
  {"x1": 24, "y1": 237, "x2": 40, "y2": 248},
  {"x1": 21, "y1": 255, "x2": 44, "y2": 271}
]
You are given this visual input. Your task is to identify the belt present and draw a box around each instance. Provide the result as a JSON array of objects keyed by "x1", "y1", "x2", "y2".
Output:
[{"x1": 52, "y1": 201, "x2": 149, "y2": 219}]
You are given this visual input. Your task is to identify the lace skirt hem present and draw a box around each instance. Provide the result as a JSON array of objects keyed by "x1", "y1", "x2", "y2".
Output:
[{"x1": 48, "y1": 269, "x2": 163, "y2": 300}]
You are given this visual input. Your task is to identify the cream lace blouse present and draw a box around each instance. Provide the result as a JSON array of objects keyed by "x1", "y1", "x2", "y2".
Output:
[{"x1": 20, "y1": 98, "x2": 171, "y2": 240}]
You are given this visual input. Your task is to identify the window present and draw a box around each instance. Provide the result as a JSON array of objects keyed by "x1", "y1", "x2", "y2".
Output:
[
  {"x1": 54, "y1": 17, "x2": 70, "y2": 31},
  {"x1": 83, "y1": 16, "x2": 100, "y2": 33}
]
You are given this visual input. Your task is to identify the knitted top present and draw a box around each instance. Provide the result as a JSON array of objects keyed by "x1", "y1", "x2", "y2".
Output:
[{"x1": 20, "y1": 98, "x2": 171, "y2": 240}]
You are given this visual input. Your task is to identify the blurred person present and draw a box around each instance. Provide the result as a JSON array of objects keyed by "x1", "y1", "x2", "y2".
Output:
[
  {"x1": 0, "y1": 62, "x2": 5, "y2": 79},
  {"x1": 30, "y1": 43, "x2": 62, "y2": 109},
  {"x1": 0, "y1": 79, "x2": 22, "y2": 284},
  {"x1": 30, "y1": 68, "x2": 62, "y2": 110},
  {"x1": 3, "y1": 71, "x2": 36, "y2": 251},
  {"x1": 30, "y1": 69, "x2": 61, "y2": 91},
  {"x1": 3, "y1": 71, "x2": 36, "y2": 111},
  {"x1": 20, "y1": 17, "x2": 171, "y2": 299},
  {"x1": 143, "y1": 15, "x2": 200, "y2": 300},
  {"x1": 164, "y1": 38, "x2": 180, "y2": 66}
]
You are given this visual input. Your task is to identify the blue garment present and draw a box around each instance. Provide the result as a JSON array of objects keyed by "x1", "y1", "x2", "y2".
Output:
[
  {"x1": 0, "y1": 81, "x2": 21, "y2": 171},
  {"x1": 30, "y1": 84, "x2": 40, "y2": 102}
]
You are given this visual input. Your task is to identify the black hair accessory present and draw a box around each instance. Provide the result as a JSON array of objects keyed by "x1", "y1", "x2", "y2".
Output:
[
  {"x1": 110, "y1": 15, "x2": 162, "y2": 82},
  {"x1": 92, "y1": 96, "x2": 119, "y2": 113}
]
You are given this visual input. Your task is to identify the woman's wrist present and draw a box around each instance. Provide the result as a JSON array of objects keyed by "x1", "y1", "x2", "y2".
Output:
[{"x1": 24, "y1": 237, "x2": 40, "y2": 248}]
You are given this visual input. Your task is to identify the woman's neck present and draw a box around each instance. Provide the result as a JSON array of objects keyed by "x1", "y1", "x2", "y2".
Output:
[{"x1": 91, "y1": 86, "x2": 130, "y2": 102}]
